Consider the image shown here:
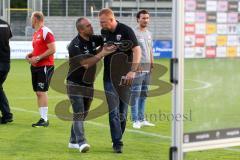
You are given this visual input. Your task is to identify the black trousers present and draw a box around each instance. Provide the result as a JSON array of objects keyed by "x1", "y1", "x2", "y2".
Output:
[{"x1": 0, "y1": 62, "x2": 12, "y2": 118}]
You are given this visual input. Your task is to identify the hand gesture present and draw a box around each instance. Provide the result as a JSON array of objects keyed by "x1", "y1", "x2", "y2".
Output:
[{"x1": 101, "y1": 44, "x2": 117, "y2": 56}]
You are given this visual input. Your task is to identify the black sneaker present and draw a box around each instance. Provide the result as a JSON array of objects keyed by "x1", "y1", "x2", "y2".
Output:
[
  {"x1": 0, "y1": 115, "x2": 13, "y2": 124},
  {"x1": 32, "y1": 118, "x2": 49, "y2": 127},
  {"x1": 113, "y1": 145, "x2": 123, "y2": 153}
]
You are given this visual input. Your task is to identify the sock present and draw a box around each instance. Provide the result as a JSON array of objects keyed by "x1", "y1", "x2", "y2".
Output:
[
  {"x1": 39, "y1": 108, "x2": 42, "y2": 118},
  {"x1": 39, "y1": 107, "x2": 48, "y2": 121}
]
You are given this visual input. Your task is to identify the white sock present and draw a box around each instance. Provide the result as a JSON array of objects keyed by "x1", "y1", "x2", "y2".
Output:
[{"x1": 39, "y1": 107, "x2": 48, "y2": 121}]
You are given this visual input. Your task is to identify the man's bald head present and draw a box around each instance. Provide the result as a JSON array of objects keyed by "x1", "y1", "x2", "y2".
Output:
[
  {"x1": 98, "y1": 8, "x2": 117, "y2": 31},
  {"x1": 99, "y1": 8, "x2": 115, "y2": 19},
  {"x1": 75, "y1": 17, "x2": 93, "y2": 37}
]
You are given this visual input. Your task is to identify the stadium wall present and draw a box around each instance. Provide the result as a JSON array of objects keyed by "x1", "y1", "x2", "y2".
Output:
[{"x1": 10, "y1": 40, "x2": 173, "y2": 59}]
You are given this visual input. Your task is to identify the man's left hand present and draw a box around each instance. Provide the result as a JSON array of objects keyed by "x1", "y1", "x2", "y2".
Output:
[{"x1": 29, "y1": 56, "x2": 40, "y2": 65}]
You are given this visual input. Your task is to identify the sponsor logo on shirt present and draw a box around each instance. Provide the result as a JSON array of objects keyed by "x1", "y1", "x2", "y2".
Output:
[
  {"x1": 84, "y1": 46, "x2": 90, "y2": 54},
  {"x1": 116, "y1": 34, "x2": 122, "y2": 41}
]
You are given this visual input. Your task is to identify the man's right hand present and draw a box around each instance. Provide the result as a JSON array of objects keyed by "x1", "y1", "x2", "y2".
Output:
[
  {"x1": 25, "y1": 53, "x2": 32, "y2": 64},
  {"x1": 101, "y1": 44, "x2": 117, "y2": 56}
]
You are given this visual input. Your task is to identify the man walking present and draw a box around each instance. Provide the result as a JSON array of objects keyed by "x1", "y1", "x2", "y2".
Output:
[
  {"x1": 0, "y1": 18, "x2": 13, "y2": 124},
  {"x1": 98, "y1": 8, "x2": 141, "y2": 153},
  {"x1": 67, "y1": 17, "x2": 116, "y2": 153},
  {"x1": 26, "y1": 11, "x2": 56, "y2": 127}
]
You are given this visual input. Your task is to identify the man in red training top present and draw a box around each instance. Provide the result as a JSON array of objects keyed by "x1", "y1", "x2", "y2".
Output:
[{"x1": 26, "y1": 11, "x2": 56, "y2": 127}]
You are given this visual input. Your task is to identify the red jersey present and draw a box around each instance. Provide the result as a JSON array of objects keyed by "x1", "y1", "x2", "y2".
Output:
[{"x1": 32, "y1": 26, "x2": 55, "y2": 67}]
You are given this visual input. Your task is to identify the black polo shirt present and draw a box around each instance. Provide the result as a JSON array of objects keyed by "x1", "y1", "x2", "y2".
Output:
[
  {"x1": 67, "y1": 34, "x2": 103, "y2": 86},
  {"x1": 0, "y1": 19, "x2": 12, "y2": 63},
  {"x1": 101, "y1": 21, "x2": 138, "y2": 81}
]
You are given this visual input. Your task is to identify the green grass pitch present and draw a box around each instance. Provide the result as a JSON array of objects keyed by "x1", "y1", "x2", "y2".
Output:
[{"x1": 0, "y1": 59, "x2": 239, "y2": 160}]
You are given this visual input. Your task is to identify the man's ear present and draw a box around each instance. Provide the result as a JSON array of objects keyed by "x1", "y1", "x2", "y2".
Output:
[{"x1": 78, "y1": 27, "x2": 84, "y2": 33}]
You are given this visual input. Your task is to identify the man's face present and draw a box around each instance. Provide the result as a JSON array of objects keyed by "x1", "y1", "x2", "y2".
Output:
[
  {"x1": 80, "y1": 19, "x2": 94, "y2": 36},
  {"x1": 138, "y1": 13, "x2": 150, "y2": 28},
  {"x1": 99, "y1": 15, "x2": 113, "y2": 30}
]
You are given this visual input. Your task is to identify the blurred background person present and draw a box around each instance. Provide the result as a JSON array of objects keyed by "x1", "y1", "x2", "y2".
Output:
[
  {"x1": 26, "y1": 11, "x2": 56, "y2": 127},
  {"x1": 0, "y1": 18, "x2": 13, "y2": 124},
  {"x1": 130, "y1": 9, "x2": 155, "y2": 129}
]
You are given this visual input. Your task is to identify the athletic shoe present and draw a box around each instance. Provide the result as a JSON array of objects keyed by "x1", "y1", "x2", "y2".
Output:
[
  {"x1": 112, "y1": 145, "x2": 122, "y2": 153},
  {"x1": 79, "y1": 143, "x2": 90, "y2": 153},
  {"x1": 32, "y1": 118, "x2": 49, "y2": 127},
  {"x1": 140, "y1": 120, "x2": 155, "y2": 127},
  {"x1": 133, "y1": 121, "x2": 141, "y2": 129},
  {"x1": 0, "y1": 115, "x2": 13, "y2": 124},
  {"x1": 68, "y1": 143, "x2": 80, "y2": 149}
]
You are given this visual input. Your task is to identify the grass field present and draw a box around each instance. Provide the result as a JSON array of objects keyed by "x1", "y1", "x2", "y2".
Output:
[
  {"x1": 185, "y1": 58, "x2": 240, "y2": 133},
  {"x1": 0, "y1": 59, "x2": 240, "y2": 160}
]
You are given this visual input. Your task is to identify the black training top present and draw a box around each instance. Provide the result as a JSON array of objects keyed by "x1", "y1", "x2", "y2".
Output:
[
  {"x1": 0, "y1": 19, "x2": 12, "y2": 63},
  {"x1": 101, "y1": 21, "x2": 138, "y2": 81},
  {"x1": 67, "y1": 34, "x2": 103, "y2": 86}
]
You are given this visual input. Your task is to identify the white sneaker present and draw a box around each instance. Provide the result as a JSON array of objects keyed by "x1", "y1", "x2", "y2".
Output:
[
  {"x1": 79, "y1": 143, "x2": 90, "y2": 153},
  {"x1": 68, "y1": 143, "x2": 80, "y2": 149},
  {"x1": 141, "y1": 120, "x2": 155, "y2": 127},
  {"x1": 133, "y1": 121, "x2": 141, "y2": 129}
]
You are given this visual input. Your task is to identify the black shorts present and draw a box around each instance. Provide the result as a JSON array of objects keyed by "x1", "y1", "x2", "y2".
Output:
[{"x1": 31, "y1": 65, "x2": 54, "y2": 92}]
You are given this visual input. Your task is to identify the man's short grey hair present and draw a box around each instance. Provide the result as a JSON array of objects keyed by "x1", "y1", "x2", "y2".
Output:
[{"x1": 76, "y1": 17, "x2": 87, "y2": 30}]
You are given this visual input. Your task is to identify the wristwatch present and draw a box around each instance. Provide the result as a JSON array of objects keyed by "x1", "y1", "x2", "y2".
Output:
[{"x1": 36, "y1": 56, "x2": 41, "y2": 62}]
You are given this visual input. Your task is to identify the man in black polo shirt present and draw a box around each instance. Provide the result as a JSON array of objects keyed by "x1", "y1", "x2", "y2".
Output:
[
  {"x1": 67, "y1": 17, "x2": 116, "y2": 153},
  {"x1": 98, "y1": 8, "x2": 141, "y2": 153},
  {"x1": 0, "y1": 18, "x2": 13, "y2": 124}
]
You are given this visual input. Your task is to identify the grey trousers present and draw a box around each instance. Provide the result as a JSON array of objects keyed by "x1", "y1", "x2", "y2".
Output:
[{"x1": 67, "y1": 81, "x2": 93, "y2": 145}]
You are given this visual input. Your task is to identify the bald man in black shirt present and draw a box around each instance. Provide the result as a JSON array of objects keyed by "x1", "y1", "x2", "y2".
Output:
[
  {"x1": 0, "y1": 19, "x2": 13, "y2": 124},
  {"x1": 67, "y1": 17, "x2": 116, "y2": 153},
  {"x1": 99, "y1": 8, "x2": 141, "y2": 153}
]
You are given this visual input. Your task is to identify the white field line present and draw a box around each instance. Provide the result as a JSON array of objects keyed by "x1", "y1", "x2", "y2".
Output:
[
  {"x1": 223, "y1": 148, "x2": 240, "y2": 152},
  {"x1": 10, "y1": 107, "x2": 240, "y2": 152},
  {"x1": 184, "y1": 79, "x2": 212, "y2": 91},
  {"x1": 11, "y1": 107, "x2": 171, "y2": 140},
  {"x1": 10, "y1": 78, "x2": 240, "y2": 152}
]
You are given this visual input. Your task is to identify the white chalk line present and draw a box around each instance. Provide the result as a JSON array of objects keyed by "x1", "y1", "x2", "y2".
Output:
[
  {"x1": 11, "y1": 107, "x2": 171, "y2": 140},
  {"x1": 10, "y1": 107, "x2": 240, "y2": 152},
  {"x1": 223, "y1": 148, "x2": 240, "y2": 152},
  {"x1": 9, "y1": 78, "x2": 240, "y2": 153},
  {"x1": 184, "y1": 79, "x2": 212, "y2": 91}
]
